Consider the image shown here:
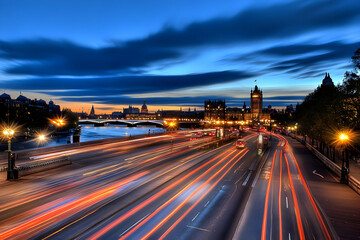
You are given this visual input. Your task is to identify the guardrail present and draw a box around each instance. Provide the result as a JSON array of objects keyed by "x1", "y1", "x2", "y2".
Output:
[
  {"x1": 291, "y1": 134, "x2": 360, "y2": 195},
  {"x1": 0, "y1": 132, "x2": 167, "y2": 162},
  {"x1": 0, "y1": 156, "x2": 71, "y2": 181}
]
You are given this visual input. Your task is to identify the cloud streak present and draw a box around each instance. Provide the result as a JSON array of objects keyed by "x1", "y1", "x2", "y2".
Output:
[{"x1": 0, "y1": 70, "x2": 254, "y2": 94}]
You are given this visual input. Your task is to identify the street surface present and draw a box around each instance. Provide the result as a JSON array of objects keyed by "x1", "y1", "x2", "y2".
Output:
[{"x1": 0, "y1": 131, "x2": 359, "y2": 239}]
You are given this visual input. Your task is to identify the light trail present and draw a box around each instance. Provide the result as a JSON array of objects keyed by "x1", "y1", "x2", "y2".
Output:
[
  {"x1": 279, "y1": 150, "x2": 283, "y2": 240},
  {"x1": 28, "y1": 135, "x2": 174, "y2": 161},
  {"x1": 0, "y1": 172, "x2": 147, "y2": 240},
  {"x1": 87, "y1": 147, "x2": 237, "y2": 240},
  {"x1": 275, "y1": 133, "x2": 330, "y2": 239},
  {"x1": 141, "y1": 150, "x2": 247, "y2": 240},
  {"x1": 289, "y1": 152, "x2": 331, "y2": 240},
  {"x1": 261, "y1": 149, "x2": 277, "y2": 240},
  {"x1": 117, "y1": 148, "x2": 240, "y2": 240},
  {"x1": 44, "y1": 148, "x2": 217, "y2": 240},
  {"x1": 158, "y1": 150, "x2": 249, "y2": 240},
  {"x1": 284, "y1": 154, "x2": 305, "y2": 240}
]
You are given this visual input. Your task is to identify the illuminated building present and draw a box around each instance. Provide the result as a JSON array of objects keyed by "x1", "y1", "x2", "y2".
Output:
[
  {"x1": 141, "y1": 100, "x2": 148, "y2": 113},
  {"x1": 204, "y1": 84, "x2": 270, "y2": 124},
  {"x1": 204, "y1": 100, "x2": 226, "y2": 121}
]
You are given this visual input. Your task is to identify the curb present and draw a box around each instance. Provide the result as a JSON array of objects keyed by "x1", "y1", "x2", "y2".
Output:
[
  {"x1": 0, "y1": 156, "x2": 71, "y2": 181},
  {"x1": 291, "y1": 134, "x2": 360, "y2": 195}
]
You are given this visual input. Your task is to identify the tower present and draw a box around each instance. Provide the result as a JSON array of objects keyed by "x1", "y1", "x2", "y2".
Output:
[
  {"x1": 251, "y1": 85, "x2": 263, "y2": 117},
  {"x1": 322, "y1": 72, "x2": 334, "y2": 87},
  {"x1": 89, "y1": 105, "x2": 95, "y2": 117},
  {"x1": 141, "y1": 100, "x2": 148, "y2": 113}
]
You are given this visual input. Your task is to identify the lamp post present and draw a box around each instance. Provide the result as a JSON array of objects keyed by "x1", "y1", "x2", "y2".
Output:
[
  {"x1": 3, "y1": 128, "x2": 18, "y2": 180},
  {"x1": 339, "y1": 133, "x2": 349, "y2": 184}
]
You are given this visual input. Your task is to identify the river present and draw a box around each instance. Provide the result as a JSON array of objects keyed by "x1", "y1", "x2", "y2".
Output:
[{"x1": 45, "y1": 124, "x2": 166, "y2": 147}]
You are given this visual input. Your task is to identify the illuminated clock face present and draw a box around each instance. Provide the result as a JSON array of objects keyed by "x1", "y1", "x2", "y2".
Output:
[{"x1": 253, "y1": 94, "x2": 258, "y2": 98}]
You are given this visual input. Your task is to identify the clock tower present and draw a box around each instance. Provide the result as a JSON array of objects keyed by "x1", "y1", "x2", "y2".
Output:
[{"x1": 251, "y1": 85, "x2": 263, "y2": 118}]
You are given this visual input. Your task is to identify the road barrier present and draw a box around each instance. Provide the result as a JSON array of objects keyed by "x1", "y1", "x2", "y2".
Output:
[
  {"x1": 291, "y1": 134, "x2": 360, "y2": 195},
  {"x1": 0, "y1": 156, "x2": 71, "y2": 181},
  {"x1": 0, "y1": 132, "x2": 166, "y2": 162}
]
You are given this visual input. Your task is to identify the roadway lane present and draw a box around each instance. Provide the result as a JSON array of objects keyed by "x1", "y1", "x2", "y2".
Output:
[
  {"x1": 233, "y1": 133, "x2": 334, "y2": 240},
  {"x1": 0, "y1": 133, "x2": 191, "y2": 166},
  {"x1": 0, "y1": 134, "x2": 215, "y2": 238},
  {"x1": 0, "y1": 132, "x2": 259, "y2": 240},
  {"x1": 285, "y1": 135, "x2": 360, "y2": 240},
  {"x1": 71, "y1": 134, "x2": 260, "y2": 240}
]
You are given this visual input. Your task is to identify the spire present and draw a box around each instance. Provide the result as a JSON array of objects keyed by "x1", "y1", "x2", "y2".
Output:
[
  {"x1": 90, "y1": 105, "x2": 95, "y2": 116},
  {"x1": 322, "y1": 72, "x2": 334, "y2": 86}
]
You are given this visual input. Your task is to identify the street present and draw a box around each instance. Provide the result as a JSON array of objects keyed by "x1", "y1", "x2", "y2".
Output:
[{"x1": 0, "y1": 131, "x2": 359, "y2": 239}]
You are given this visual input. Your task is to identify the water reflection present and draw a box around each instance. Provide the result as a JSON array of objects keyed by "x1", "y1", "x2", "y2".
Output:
[{"x1": 46, "y1": 124, "x2": 165, "y2": 147}]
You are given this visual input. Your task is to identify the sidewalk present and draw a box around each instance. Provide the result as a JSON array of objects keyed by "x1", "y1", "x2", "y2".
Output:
[
  {"x1": 284, "y1": 136, "x2": 360, "y2": 239},
  {"x1": 289, "y1": 133, "x2": 360, "y2": 194}
]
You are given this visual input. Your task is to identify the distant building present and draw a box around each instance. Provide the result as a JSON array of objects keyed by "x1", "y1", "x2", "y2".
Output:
[
  {"x1": 251, "y1": 85, "x2": 263, "y2": 116},
  {"x1": 204, "y1": 84, "x2": 270, "y2": 124},
  {"x1": 126, "y1": 113, "x2": 156, "y2": 120},
  {"x1": 321, "y1": 72, "x2": 334, "y2": 87},
  {"x1": 111, "y1": 111, "x2": 124, "y2": 119},
  {"x1": 89, "y1": 105, "x2": 96, "y2": 118},
  {"x1": 0, "y1": 93, "x2": 61, "y2": 128},
  {"x1": 156, "y1": 109, "x2": 204, "y2": 121},
  {"x1": 123, "y1": 105, "x2": 140, "y2": 115},
  {"x1": 90, "y1": 105, "x2": 95, "y2": 116},
  {"x1": 204, "y1": 100, "x2": 226, "y2": 121},
  {"x1": 141, "y1": 100, "x2": 148, "y2": 114}
]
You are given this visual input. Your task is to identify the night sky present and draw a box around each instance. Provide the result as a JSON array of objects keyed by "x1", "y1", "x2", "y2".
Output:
[{"x1": 1, "y1": 0, "x2": 360, "y2": 113}]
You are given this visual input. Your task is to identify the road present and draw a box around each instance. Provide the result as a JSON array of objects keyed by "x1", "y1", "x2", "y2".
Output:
[
  {"x1": 233, "y1": 133, "x2": 333, "y2": 240},
  {"x1": 0, "y1": 131, "x2": 359, "y2": 239},
  {"x1": 0, "y1": 131, "x2": 257, "y2": 239}
]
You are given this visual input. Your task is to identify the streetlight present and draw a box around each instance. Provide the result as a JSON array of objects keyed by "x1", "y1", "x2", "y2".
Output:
[
  {"x1": 339, "y1": 132, "x2": 350, "y2": 184},
  {"x1": 38, "y1": 134, "x2": 46, "y2": 141},
  {"x1": 3, "y1": 128, "x2": 18, "y2": 180},
  {"x1": 50, "y1": 117, "x2": 66, "y2": 127}
]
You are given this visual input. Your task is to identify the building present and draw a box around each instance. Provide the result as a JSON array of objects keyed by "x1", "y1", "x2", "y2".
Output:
[
  {"x1": 204, "y1": 84, "x2": 270, "y2": 124},
  {"x1": 0, "y1": 93, "x2": 61, "y2": 128},
  {"x1": 251, "y1": 85, "x2": 263, "y2": 117},
  {"x1": 204, "y1": 100, "x2": 226, "y2": 122},
  {"x1": 89, "y1": 105, "x2": 96, "y2": 118},
  {"x1": 156, "y1": 109, "x2": 204, "y2": 121},
  {"x1": 110, "y1": 111, "x2": 124, "y2": 119},
  {"x1": 321, "y1": 72, "x2": 334, "y2": 87},
  {"x1": 141, "y1": 100, "x2": 148, "y2": 114},
  {"x1": 123, "y1": 105, "x2": 140, "y2": 115}
]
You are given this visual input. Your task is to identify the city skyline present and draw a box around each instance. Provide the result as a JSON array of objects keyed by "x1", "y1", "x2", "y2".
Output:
[{"x1": 1, "y1": 0, "x2": 360, "y2": 112}]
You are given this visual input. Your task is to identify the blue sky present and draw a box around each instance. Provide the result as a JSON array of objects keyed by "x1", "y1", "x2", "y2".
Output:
[{"x1": 0, "y1": 0, "x2": 359, "y2": 113}]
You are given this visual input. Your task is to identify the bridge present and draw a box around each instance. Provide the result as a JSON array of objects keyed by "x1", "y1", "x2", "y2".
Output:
[{"x1": 79, "y1": 119, "x2": 165, "y2": 127}]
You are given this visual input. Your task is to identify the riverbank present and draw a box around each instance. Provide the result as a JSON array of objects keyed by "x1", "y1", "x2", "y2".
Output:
[{"x1": 0, "y1": 124, "x2": 166, "y2": 152}]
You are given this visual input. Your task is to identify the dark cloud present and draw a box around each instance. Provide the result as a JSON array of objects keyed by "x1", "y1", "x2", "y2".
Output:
[
  {"x1": 128, "y1": 0, "x2": 360, "y2": 48},
  {"x1": 261, "y1": 41, "x2": 360, "y2": 57},
  {"x1": 1, "y1": 0, "x2": 359, "y2": 77},
  {"x1": 59, "y1": 95, "x2": 304, "y2": 108},
  {"x1": 0, "y1": 70, "x2": 254, "y2": 94},
  {"x1": 249, "y1": 41, "x2": 360, "y2": 77},
  {"x1": 0, "y1": 39, "x2": 180, "y2": 76}
]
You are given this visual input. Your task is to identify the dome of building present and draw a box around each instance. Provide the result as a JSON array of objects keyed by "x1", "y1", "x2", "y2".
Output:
[
  {"x1": 16, "y1": 95, "x2": 29, "y2": 102},
  {"x1": 0, "y1": 93, "x2": 11, "y2": 100},
  {"x1": 37, "y1": 99, "x2": 46, "y2": 105},
  {"x1": 141, "y1": 100, "x2": 148, "y2": 113},
  {"x1": 49, "y1": 100, "x2": 54, "y2": 105}
]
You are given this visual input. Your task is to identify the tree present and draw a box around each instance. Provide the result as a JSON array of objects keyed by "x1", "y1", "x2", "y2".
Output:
[
  {"x1": 339, "y1": 48, "x2": 360, "y2": 130},
  {"x1": 295, "y1": 83, "x2": 342, "y2": 144},
  {"x1": 61, "y1": 108, "x2": 79, "y2": 130}
]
